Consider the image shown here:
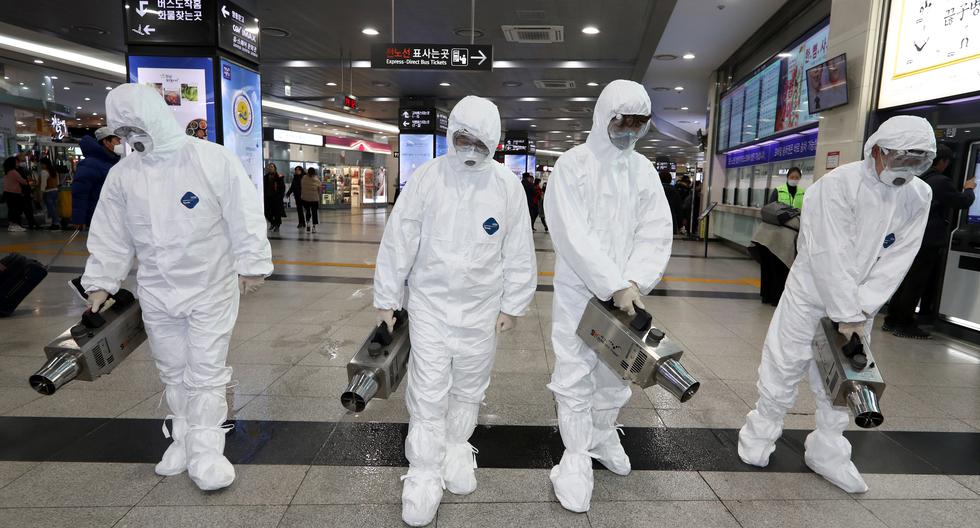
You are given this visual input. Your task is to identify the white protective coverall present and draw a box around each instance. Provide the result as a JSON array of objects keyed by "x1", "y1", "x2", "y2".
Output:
[
  {"x1": 81, "y1": 83, "x2": 273, "y2": 491},
  {"x1": 545, "y1": 80, "x2": 674, "y2": 512},
  {"x1": 373, "y1": 95, "x2": 537, "y2": 526},
  {"x1": 738, "y1": 115, "x2": 934, "y2": 493}
]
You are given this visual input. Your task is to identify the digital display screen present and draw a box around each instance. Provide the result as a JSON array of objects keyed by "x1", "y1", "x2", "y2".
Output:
[
  {"x1": 741, "y1": 74, "x2": 761, "y2": 143},
  {"x1": 399, "y1": 134, "x2": 434, "y2": 189},
  {"x1": 879, "y1": 0, "x2": 980, "y2": 109},
  {"x1": 716, "y1": 96, "x2": 731, "y2": 152},
  {"x1": 806, "y1": 54, "x2": 848, "y2": 114},
  {"x1": 504, "y1": 154, "x2": 528, "y2": 177},
  {"x1": 435, "y1": 134, "x2": 448, "y2": 157},
  {"x1": 220, "y1": 59, "x2": 262, "y2": 195},
  {"x1": 728, "y1": 85, "x2": 744, "y2": 150},
  {"x1": 344, "y1": 95, "x2": 358, "y2": 110},
  {"x1": 968, "y1": 150, "x2": 980, "y2": 225},
  {"x1": 757, "y1": 61, "x2": 782, "y2": 138},
  {"x1": 128, "y1": 55, "x2": 216, "y2": 142}
]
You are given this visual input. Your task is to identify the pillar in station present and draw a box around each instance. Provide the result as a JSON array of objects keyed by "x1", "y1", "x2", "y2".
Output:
[{"x1": 122, "y1": 0, "x2": 263, "y2": 192}]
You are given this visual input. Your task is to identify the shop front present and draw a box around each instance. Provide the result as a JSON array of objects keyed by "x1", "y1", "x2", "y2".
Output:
[{"x1": 263, "y1": 127, "x2": 394, "y2": 210}]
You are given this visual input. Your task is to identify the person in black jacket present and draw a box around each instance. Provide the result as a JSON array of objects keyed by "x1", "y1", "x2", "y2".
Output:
[
  {"x1": 285, "y1": 166, "x2": 306, "y2": 229},
  {"x1": 263, "y1": 163, "x2": 285, "y2": 232},
  {"x1": 71, "y1": 128, "x2": 121, "y2": 229},
  {"x1": 659, "y1": 170, "x2": 679, "y2": 234},
  {"x1": 885, "y1": 144, "x2": 975, "y2": 339}
]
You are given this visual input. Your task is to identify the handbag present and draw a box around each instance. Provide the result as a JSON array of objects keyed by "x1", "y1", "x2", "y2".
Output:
[{"x1": 760, "y1": 201, "x2": 800, "y2": 227}]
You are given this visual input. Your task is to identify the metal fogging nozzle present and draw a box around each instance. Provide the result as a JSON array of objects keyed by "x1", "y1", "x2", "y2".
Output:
[
  {"x1": 29, "y1": 352, "x2": 81, "y2": 395},
  {"x1": 655, "y1": 358, "x2": 700, "y2": 403},
  {"x1": 845, "y1": 383, "x2": 883, "y2": 429},
  {"x1": 341, "y1": 370, "x2": 381, "y2": 412}
]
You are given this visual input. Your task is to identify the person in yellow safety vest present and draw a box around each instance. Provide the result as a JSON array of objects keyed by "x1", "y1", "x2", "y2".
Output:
[{"x1": 769, "y1": 166, "x2": 805, "y2": 209}]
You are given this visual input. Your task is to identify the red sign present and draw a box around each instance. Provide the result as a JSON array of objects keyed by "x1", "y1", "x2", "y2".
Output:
[
  {"x1": 344, "y1": 95, "x2": 358, "y2": 111},
  {"x1": 323, "y1": 135, "x2": 391, "y2": 155}
]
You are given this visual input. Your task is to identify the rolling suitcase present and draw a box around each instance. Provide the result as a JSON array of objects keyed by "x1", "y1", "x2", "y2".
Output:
[{"x1": 0, "y1": 230, "x2": 80, "y2": 317}]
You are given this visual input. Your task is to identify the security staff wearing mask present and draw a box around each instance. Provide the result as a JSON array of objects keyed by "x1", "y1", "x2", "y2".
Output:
[
  {"x1": 769, "y1": 166, "x2": 805, "y2": 209},
  {"x1": 739, "y1": 115, "x2": 934, "y2": 493},
  {"x1": 81, "y1": 84, "x2": 273, "y2": 491},
  {"x1": 545, "y1": 80, "x2": 673, "y2": 513},
  {"x1": 373, "y1": 95, "x2": 536, "y2": 527}
]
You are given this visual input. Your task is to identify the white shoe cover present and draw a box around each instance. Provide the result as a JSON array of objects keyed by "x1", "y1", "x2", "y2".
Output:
[
  {"x1": 155, "y1": 384, "x2": 188, "y2": 476},
  {"x1": 401, "y1": 469, "x2": 444, "y2": 526},
  {"x1": 443, "y1": 442, "x2": 478, "y2": 495},
  {"x1": 550, "y1": 452, "x2": 594, "y2": 513},
  {"x1": 186, "y1": 427, "x2": 235, "y2": 491},
  {"x1": 155, "y1": 416, "x2": 187, "y2": 476},
  {"x1": 738, "y1": 408, "x2": 783, "y2": 467},
  {"x1": 592, "y1": 409, "x2": 630, "y2": 476},
  {"x1": 804, "y1": 431, "x2": 868, "y2": 493}
]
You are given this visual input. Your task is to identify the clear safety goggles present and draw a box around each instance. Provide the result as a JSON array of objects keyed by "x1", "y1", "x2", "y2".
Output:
[
  {"x1": 879, "y1": 146, "x2": 934, "y2": 174},
  {"x1": 608, "y1": 113, "x2": 652, "y2": 137},
  {"x1": 453, "y1": 130, "x2": 491, "y2": 157},
  {"x1": 112, "y1": 126, "x2": 149, "y2": 140}
]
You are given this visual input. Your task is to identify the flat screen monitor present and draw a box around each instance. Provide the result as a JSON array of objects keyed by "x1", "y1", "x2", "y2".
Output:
[
  {"x1": 806, "y1": 53, "x2": 848, "y2": 114},
  {"x1": 967, "y1": 142, "x2": 980, "y2": 225}
]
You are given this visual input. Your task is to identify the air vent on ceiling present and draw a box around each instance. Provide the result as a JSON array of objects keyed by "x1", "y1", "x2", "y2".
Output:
[
  {"x1": 534, "y1": 79, "x2": 576, "y2": 89},
  {"x1": 503, "y1": 25, "x2": 564, "y2": 43}
]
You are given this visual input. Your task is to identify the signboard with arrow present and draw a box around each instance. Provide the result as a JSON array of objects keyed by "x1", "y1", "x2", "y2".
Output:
[
  {"x1": 217, "y1": 1, "x2": 260, "y2": 62},
  {"x1": 372, "y1": 44, "x2": 493, "y2": 71},
  {"x1": 124, "y1": 0, "x2": 217, "y2": 46}
]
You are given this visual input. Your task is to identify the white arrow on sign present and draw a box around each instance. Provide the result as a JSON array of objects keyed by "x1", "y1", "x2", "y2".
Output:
[
  {"x1": 221, "y1": 5, "x2": 230, "y2": 17},
  {"x1": 402, "y1": 111, "x2": 410, "y2": 118},
  {"x1": 402, "y1": 121, "x2": 410, "y2": 127},
  {"x1": 135, "y1": 0, "x2": 149, "y2": 17},
  {"x1": 474, "y1": 50, "x2": 487, "y2": 65},
  {"x1": 144, "y1": 25, "x2": 155, "y2": 35}
]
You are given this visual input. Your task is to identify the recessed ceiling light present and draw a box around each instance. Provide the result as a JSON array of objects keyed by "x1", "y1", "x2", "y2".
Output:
[
  {"x1": 91, "y1": 112, "x2": 97, "y2": 116},
  {"x1": 439, "y1": 82, "x2": 451, "y2": 87},
  {"x1": 682, "y1": 53, "x2": 696, "y2": 60},
  {"x1": 530, "y1": 124, "x2": 537, "y2": 127},
  {"x1": 2, "y1": 76, "x2": 7, "y2": 80},
  {"x1": 371, "y1": 80, "x2": 391, "y2": 87},
  {"x1": 674, "y1": 86, "x2": 684, "y2": 91},
  {"x1": 650, "y1": 139, "x2": 661, "y2": 142},
  {"x1": 105, "y1": 86, "x2": 112, "y2": 90},
  {"x1": 326, "y1": 82, "x2": 337, "y2": 86},
  {"x1": 63, "y1": 86, "x2": 70, "y2": 90},
  {"x1": 16, "y1": 120, "x2": 24, "y2": 125},
  {"x1": 50, "y1": 76, "x2": 58, "y2": 80},
  {"x1": 581, "y1": 26, "x2": 600, "y2": 35},
  {"x1": 33, "y1": 59, "x2": 44, "y2": 64},
  {"x1": 586, "y1": 81, "x2": 599, "y2": 87},
  {"x1": 84, "y1": 97, "x2": 91, "y2": 101},
  {"x1": 361, "y1": 27, "x2": 379, "y2": 36},
  {"x1": 20, "y1": 86, "x2": 28, "y2": 90},
  {"x1": 18, "y1": 82, "x2": 23, "y2": 85},
  {"x1": 76, "y1": 106, "x2": 82, "y2": 109},
  {"x1": 516, "y1": 117, "x2": 533, "y2": 121},
  {"x1": 519, "y1": 97, "x2": 542, "y2": 102},
  {"x1": 502, "y1": 81, "x2": 522, "y2": 87},
  {"x1": 778, "y1": 53, "x2": 792, "y2": 58},
  {"x1": 680, "y1": 106, "x2": 689, "y2": 110},
  {"x1": 566, "y1": 135, "x2": 571, "y2": 138}
]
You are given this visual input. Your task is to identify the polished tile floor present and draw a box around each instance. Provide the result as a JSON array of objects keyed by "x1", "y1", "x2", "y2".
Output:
[{"x1": 1, "y1": 207, "x2": 978, "y2": 527}]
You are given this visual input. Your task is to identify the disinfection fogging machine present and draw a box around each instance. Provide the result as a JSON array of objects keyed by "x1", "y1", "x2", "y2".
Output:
[
  {"x1": 577, "y1": 297, "x2": 700, "y2": 402},
  {"x1": 812, "y1": 317, "x2": 886, "y2": 428},
  {"x1": 29, "y1": 289, "x2": 146, "y2": 395},
  {"x1": 340, "y1": 309, "x2": 411, "y2": 412}
]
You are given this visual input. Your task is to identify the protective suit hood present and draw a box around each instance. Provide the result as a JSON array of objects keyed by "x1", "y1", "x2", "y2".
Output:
[
  {"x1": 446, "y1": 96, "x2": 500, "y2": 171},
  {"x1": 106, "y1": 83, "x2": 189, "y2": 159},
  {"x1": 862, "y1": 115, "x2": 936, "y2": 158},
  {"x1": 586, "y1": 80, "x2": 651, "y2": 161}
]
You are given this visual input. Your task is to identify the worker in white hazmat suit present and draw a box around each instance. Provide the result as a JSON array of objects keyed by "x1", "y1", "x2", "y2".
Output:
[
  {"x1": 545, "y1": 79, "x2": 674, "y2": 513},
  {"x1": 373, "y1": 95, "x2": 537, "y2": 526},
  {"x1": 81, "y1": 83, "x2": 273, "y2": 491},
  {"x1": 738, "y1": 115, "x2": 934, "y2": 493}
]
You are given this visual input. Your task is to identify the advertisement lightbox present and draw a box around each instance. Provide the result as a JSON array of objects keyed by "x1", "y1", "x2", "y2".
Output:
[
  {"x1": 128, "y1": 56, "x2": 216, "y2": 142},
  {"x1": 399, "y1": 134, "x2": 435, "y2": 189},
  {"x1": 220, "y1": 59, "x2": 263, "y2": 195}
]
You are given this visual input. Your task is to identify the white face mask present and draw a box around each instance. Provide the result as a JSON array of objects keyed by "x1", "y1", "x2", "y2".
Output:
[
  {"x1": 459, "y1": 150, "x2": 484, "y2": 167},
  {"x1": 878, "y1": 168, "x2": 917, "y2": 187},
  {"x1": 114, "y1": 126, "x2": 154, "y2": 155},
  {"x1": 113, "y1": 144, "x2": 126, "y2": 157},
  {"x1": 787, "y1": 178, "x2": 800, "y2": 187}
]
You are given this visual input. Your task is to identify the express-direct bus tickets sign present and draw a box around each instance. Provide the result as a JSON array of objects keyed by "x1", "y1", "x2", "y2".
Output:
[{"x1": 371, "y1": 43, "x2": 493, "y2": 71}]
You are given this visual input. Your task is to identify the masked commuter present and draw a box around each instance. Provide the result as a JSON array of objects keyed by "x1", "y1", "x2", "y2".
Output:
[
  {"x1": 80, "y1": 84, "x2": 273, "y2": 491},
  {"x1": 738, "y1": 115, "x2": 934, "y2": 493},
  {"x1": 545, "y1": 79, "x2": 673, "y2": 513},
  {"x1": 373, "y1": 95, "x2": 536, "y2": 527}
]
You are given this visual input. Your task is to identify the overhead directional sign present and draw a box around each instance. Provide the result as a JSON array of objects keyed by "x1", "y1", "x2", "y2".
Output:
[
  {"x1": 398, "y1": 108, "x2": 449, "y2": 133},
  {"x1": 373, "y1": 44, "x2": 493, "y2": 71},
  {"x1": 217, "y1": 1, "x2": 260, "y2": 62},
  {"x1": 124, "y1": 0, "x2": 217, "y2": 46}
]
